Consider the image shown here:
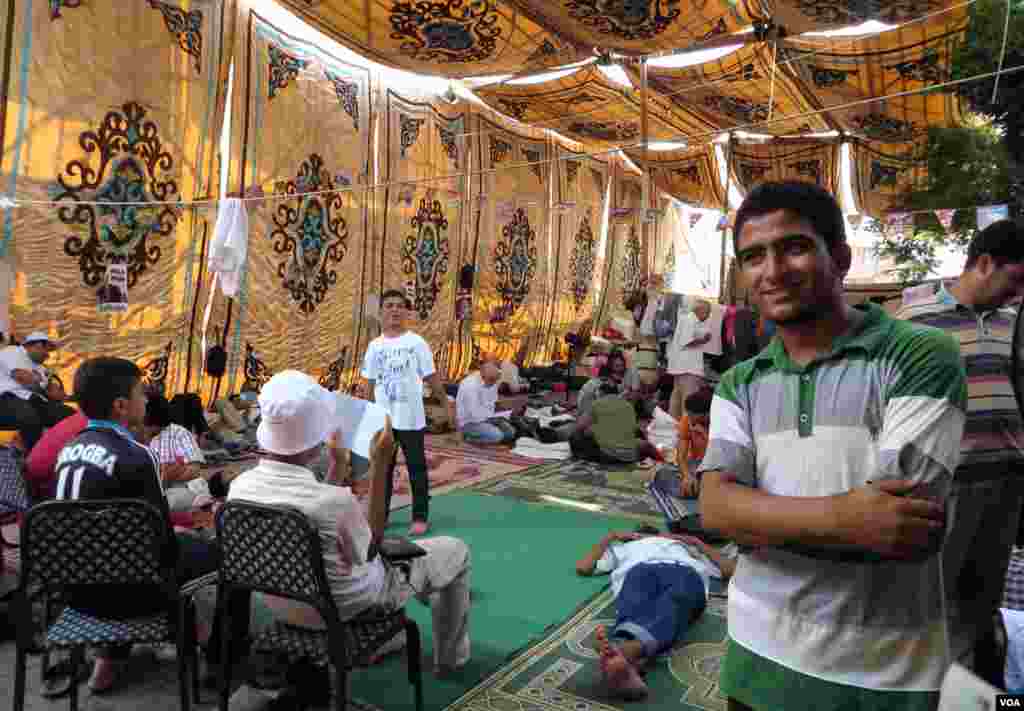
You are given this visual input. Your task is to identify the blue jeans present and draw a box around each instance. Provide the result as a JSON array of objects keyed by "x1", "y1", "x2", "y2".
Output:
[
  {"x1": 462, "y1": 418, "x2": 517, "y2": 444},
  {"x1": 613, "y1": 562, "x2": 706, "y2": 657}
]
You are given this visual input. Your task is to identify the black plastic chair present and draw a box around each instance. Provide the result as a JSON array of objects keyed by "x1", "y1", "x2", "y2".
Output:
[
  {"x1": 11, "y1": 499, "x2": 197, "y2": 711},
  {"x1": 215, "y1": 500, "x2": 424, "y2": 711}
]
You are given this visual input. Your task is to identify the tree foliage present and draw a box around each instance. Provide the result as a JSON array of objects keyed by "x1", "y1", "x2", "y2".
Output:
[{"x1": 874, "y1": 124, "x2": 1007, "y2": 280}]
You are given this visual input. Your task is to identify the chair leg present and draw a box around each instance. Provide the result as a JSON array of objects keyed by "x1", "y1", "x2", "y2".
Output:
[
  {"x1": 334, "y1": 665, "x2": 347, "y2": 711},
  {"x1": 13, "y1": 641, "x2": 27, "y2": 711},
  {"x1": 405, "y1": 620, "x2": 424, "y2": 711},
  {"x1": 178, "y1": 605, "x2": 192, "y2": 711},
  {"x1": 68, "y1": 646, "x2": 84, "y2": 711},
  {"x1": 218, "y1": 597, "x2": 232, "y2": 711}
]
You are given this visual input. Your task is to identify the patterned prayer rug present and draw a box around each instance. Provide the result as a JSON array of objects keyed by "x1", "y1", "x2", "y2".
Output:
[
  {"x1": 446, "y1": 588, "x2": 729, "y2": 711},
  {"x1": 390, "y1": 444, "x2": 535, "y2": 498},
  {"x1": 467, "y1": 459, "x2": 692, "y2": 525}
]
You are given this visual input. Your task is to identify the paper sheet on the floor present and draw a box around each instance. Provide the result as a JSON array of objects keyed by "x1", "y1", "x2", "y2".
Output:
[
  {"x1": 512, "y1": 437, "x2": 572, "y2": 460},
  {"x1": 647, "y1": 407, "x2": 678, "y2": 452}
]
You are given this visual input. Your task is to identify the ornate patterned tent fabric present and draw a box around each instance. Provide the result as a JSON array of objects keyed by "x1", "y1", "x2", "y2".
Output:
[
  {"x1": 474, "y1": 66, "x2": 713, "y2": 148},
  {"x1": 222, "y1": 7, "x2": 374, "y2": 394},
  {"x1": 540, "y1": 147, "x2": 609, "y2": 362},
  {"x1": 376, "y1": 89, "x2": 471, "y2": 376},
  {"x1": 771, "y1": 0, "x2": 955, "y2": 37},
  {"x1": 729, "y1": 140, "x2": 841, "y2": 194},
  {"x1": 277, "y1": 0, "x2": 581, "y2": 77},
  {"x1": 596, "y1": 173, "x2": 645, "y2": 327},
  {"x1": 641, "y1": 41, "x2": 832, "y2": 137},
  {"x1": 466, "y1": 118, "x2": 552, "y2": 368},
  {"x1": 849, "y1": 138, "x2": 926, "y2": 218},
  {"x1": 781, "y1": 9, "x2": 966, "y2": 140},
  {"x1": 633, "y1": 145, "x2": 726, "y2": 209},
  {"x1": 1, "y1": 0, "x2": 233, "y2": 395}
]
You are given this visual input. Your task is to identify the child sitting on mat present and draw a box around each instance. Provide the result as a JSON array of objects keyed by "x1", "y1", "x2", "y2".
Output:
[{"x1": 575, "y1": 524, "x2": 737, "y2": 700}]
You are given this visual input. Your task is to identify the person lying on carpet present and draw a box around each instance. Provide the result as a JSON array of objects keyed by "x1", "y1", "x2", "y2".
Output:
[
  {"x1": 227, "y1": 370, "x2": 473, "y2": 676},
  {"x1": 575, "y1": 525, "x2": 737, "y2": 700},
  {"x1": 456, "y1": 354, "x2": 518, "y2": 445}
]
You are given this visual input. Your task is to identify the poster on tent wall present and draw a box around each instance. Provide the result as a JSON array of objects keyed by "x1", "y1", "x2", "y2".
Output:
[
  {"x1": 596, "y1": 175, "x2": 643, "y2": 331},
  {"x1": 467, "y1": 117, "x2": 552, "y2": 371},
  {"x1": 223, "y1": 8, "x2": 373, "y2": 395},
  {"x1": 541, "y1": 147, "x2": 609, "y2": 363},
  {"x1": 0, "y1": 0, "x2": 233, "y2": 396},
  {"x1": 377, "y1": 89, "x2": 469, "y2": 379}
]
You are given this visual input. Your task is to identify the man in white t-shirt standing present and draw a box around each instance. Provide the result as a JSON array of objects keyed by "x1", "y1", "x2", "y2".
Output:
[
  {"x1": 361, "y1": 290, "x2": 454, "y2": 536},
  {"x1": 0, "y1": 331, "x2": 75, "y2": 451}
]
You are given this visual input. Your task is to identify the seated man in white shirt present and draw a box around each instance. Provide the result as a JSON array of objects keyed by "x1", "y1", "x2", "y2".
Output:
[
  {"x1": 575, "y1": 525, "x2": 736, "y2": 700},
  {"x1": 456, "y1": 355, "x2": 517, "y2": 445},
  {"x1": 228, "y1": 370, "x2": 472, "y2": 676},
  {"x1": 0, "y1": 331, "x2": 75, "y2": 451}
]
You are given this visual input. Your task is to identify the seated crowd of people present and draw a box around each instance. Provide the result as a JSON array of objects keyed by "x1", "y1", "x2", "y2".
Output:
[{"x1": 3, "y1": 180, "x2": 1024, "y2": 711}]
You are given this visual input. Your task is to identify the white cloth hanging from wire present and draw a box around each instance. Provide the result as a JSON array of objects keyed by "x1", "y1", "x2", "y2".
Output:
[
  {"x1": 208, "y1": 198, "x2": 249, "y2": 298},
  {"x1": 202, "y1": 198, "x2": 249, "y2": 366}
]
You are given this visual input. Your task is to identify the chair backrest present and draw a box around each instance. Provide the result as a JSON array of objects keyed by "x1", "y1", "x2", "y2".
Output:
[
  {"x1": 19, "y1": 499, "x2": 174, "y2": 594},
  {"x1": 0, "y1": 445, "x2": 31, "y2": 515},
  {"x1": 215, "y1": 500, "x2": 340, "y2": 625}
]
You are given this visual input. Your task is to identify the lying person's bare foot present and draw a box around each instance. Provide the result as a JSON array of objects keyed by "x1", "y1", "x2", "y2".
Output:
[{"x1": 595, "y1": 625, "x2": 648, "y2": 701}]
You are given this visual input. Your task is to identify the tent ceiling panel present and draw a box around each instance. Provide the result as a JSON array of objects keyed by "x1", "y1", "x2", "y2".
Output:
[
  {"x1": 643, "y1": 43, "x2": 832, "y2": 136},
  {"x1": 770, "y1": 0, "x2": 955, "y2": 36},
  {"x1": 474, "y1": 66, "x2": 715, "y2": 146},
  {"x1": 628, "y1": 145, "x2": 726, "y2": 208},
  {"x1": 729, "y1": 142, "x2": 842, "y2": 195},
  {"x1": 278, "y1": 0, "x2": 581, "y2": 76},
  {"x1": 781, "y1": 9, "x2": 966, "y2": 139}
]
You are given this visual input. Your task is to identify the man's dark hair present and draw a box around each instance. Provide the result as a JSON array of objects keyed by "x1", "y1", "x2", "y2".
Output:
[
  {"x1": 598, "y1": 349, "x2": 627, "y2": 379},
  {"x1": 145, "y1": 394, "x2": 173, "y2": 429},
  {"x1": 380, "y1": 289, "x2": 412, "y2": 310},
  {"x1": 73, "y1": 357, "x2": 142, "y2": 420},
  {"x1": 733, "y1": 180, "x2": 846, "y2": 255},
  {"x1": 684, "y1": 389, "x2": 713, "y2": 415},
  {"x1": 965, "y1": 219, "x2": 1024, "y2": 269}
]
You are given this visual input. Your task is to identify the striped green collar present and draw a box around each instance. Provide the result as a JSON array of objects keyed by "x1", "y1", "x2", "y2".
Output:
[{"x1": 753, "y1": 303, "x2": 891, "y2": 373}]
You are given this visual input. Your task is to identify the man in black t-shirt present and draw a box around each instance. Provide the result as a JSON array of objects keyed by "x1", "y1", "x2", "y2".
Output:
[{"x1": 55, "y1": 357, "x2": 224, "y2": 693}]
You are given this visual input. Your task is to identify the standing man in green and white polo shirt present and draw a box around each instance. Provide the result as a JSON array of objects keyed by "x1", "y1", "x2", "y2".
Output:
[{"x1": 698, "y1": 181, "x2": 968, "y2": 711}]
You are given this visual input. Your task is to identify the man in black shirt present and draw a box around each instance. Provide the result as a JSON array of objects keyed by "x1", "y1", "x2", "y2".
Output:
[{"x1": 56, "y1": 357, "x2": 223, "y2": 693}]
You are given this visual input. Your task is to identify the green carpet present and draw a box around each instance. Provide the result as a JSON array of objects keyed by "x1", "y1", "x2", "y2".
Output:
[
  {"x1": 447, "y1": 588, "x2": 729, "y2": 711},
  {"x1": 467, "y1": 460, "x2": 699, "y2": 525},
  {"x1": 345, "y1": 493, "x2": 652, "y2": 711}
]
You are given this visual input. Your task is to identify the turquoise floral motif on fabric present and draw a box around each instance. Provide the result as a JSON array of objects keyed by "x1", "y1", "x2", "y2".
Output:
[
  {"x1": 738, "y1": 163, "x2": 770, "y2": 186},
  {"x1": 522, "y1": 148, "x2": 544, "y2": 181},
  {"x1": 869, "y1": 160, "x2": 902, "y2": 189},
  {"x1": 569, "y1": 215, "x2": 596, "y2": 311},
  {"x1": 887, "y1": 50, "x2": 943, "y2": 83},
  {"x1": 489, "y1": 136, "x2": 513, "y2": 165},
  {"x1": 55, "y1": 101, "x2": 181, "y2": 289},
  {"x1": 272, "y1": 153, "x2": 349, "y2": 314},
  {"x1": 808, "y1": 66, "x2": 855, "y2": 88},
  {"x1": 703, "y1": 95, "x2": 769, "y2": 124},
  {"x1": 49, "y1": 0, "x2": 82, "y2": 20},
  {"x1": 565, "y1": 160, "x2": 581, "y2": 186},
  {"x1": 620, "y1": 226, "x2": 642, "y2": 308},
  {"x1": 268, "y1": 43, "x2": 309, "y2": 99},
  {"x1": 494, "y1": 208, "x2": 538, "y2": 313},
  {"x1": 389, "y1": 0, "x2": 502, "y2": 63},
  {"x1": 567, "y1": 121, "x2": 639, "y2": 142},
  {"x1": 673, "y1": 165, "x2": 700, "y2": 184},
  {"x1": 402, "y1": 199, "x2": 451, "y2": 320},
  {"x1": 147, "y1": 0, "x2": 203, "y2": 74},
  {"x1": 563, "y1": 0, "x2": 682, "y2": 41},
  {"x1": 243, "y1": 342, "x2": 271, "y2": 392},
  {"x1": 325, "y1": 70, "x2": 360, "y2": 130}
]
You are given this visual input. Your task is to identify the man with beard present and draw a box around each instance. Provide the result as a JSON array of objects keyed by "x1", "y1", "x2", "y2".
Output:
[
  {"x1": 0, "y1": 332, "x2": 75, "y2": 451},
  {"x1": 698, "y1": 181, "x2": 967, "y2": 710},
  {"x1": 897, "y1": 219, "x2": 1024, "y2": 689}
]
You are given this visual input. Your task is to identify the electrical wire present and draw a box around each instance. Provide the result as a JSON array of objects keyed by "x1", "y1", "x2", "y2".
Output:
[
  {"x1": 991, "y1": 0, "x2": 1014, "y2": 102},
  {"x1": 4, "y1": 60, "x2": 1024, "y2": 209}
]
